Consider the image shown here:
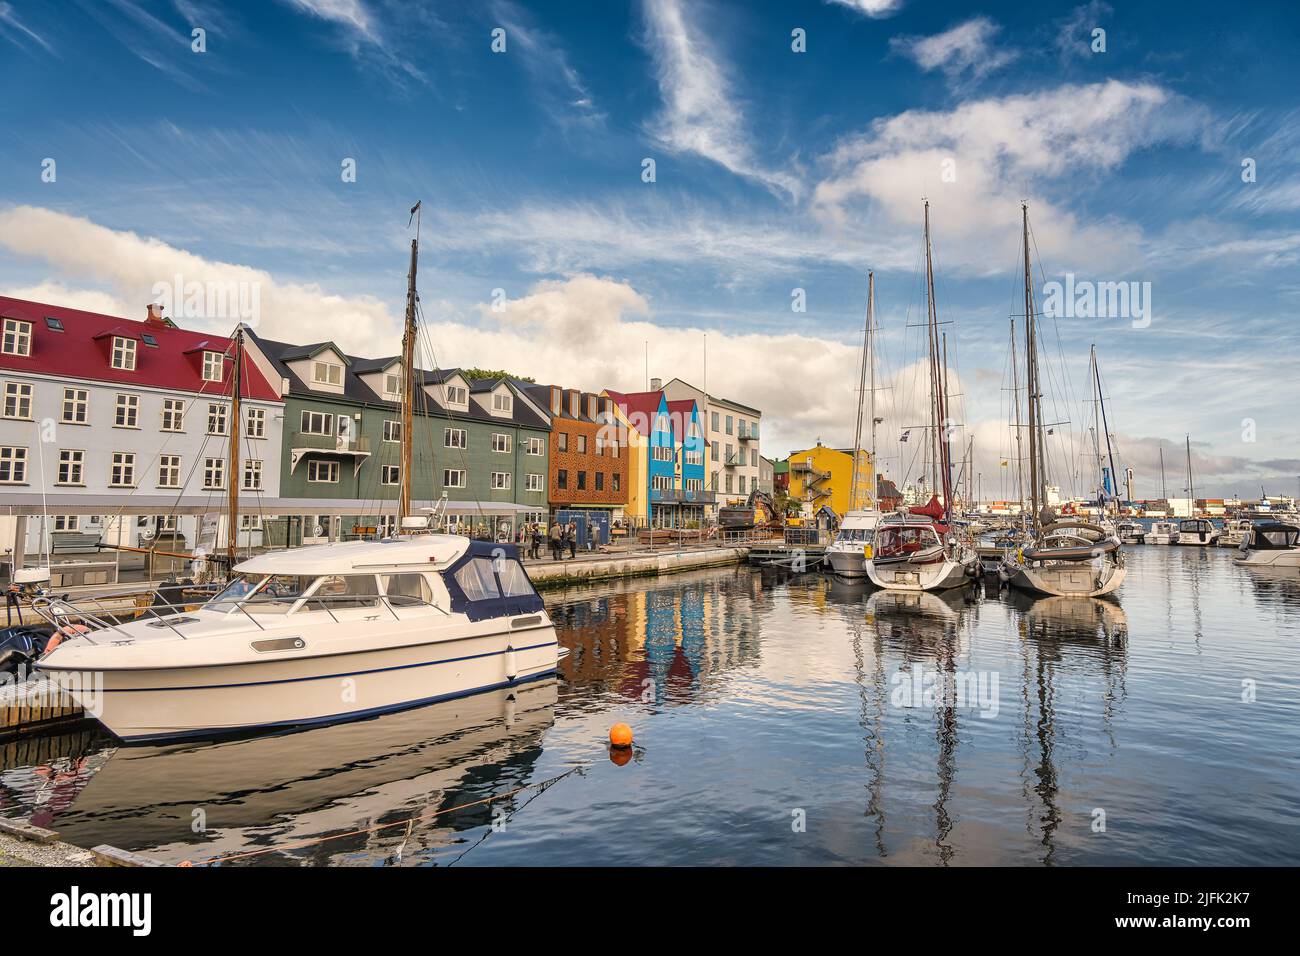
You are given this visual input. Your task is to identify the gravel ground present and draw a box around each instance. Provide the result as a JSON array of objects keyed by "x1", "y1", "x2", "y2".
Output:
[{"x1": 0, "y1": 829, "x2": 95, "y2": 867}]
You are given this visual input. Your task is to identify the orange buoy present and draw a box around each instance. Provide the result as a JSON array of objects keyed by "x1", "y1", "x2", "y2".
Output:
[{"x1": 609, "y1": 723, "x2": 633, "y2": 748}]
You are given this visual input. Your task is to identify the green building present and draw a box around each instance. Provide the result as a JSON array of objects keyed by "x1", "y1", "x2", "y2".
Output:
[{"x1": 244, "y1": 330, "x2": 550, "y2": 542}]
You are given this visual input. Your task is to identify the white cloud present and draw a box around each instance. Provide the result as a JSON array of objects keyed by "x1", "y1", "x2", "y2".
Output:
[
  {"x1": 826, "y1": 0, "x2": 903, "y2": 18},
  {"x1": 492, "y1": 0, "x2": 604, "y2": 130},
  {"x1": 812, "y1": 80, "x2": 1207, "y2": 273},
  {"x1": 0, "y1": 1, "x2": 56, "y2": 55},
  {"x1": 0, "y1": 206, "x2": 394, "y2": 353},
  {"x1": 281, "y1": 0, "x2": 426, "y2": 87},
  {"x1": 642, "y1": 0, "x2": 801, "y2": 198},
  {"x1": 891, "y1": 17, "x2": 1017, "y2": 85},
  {"x1": 1054, "y1": 1, "x2": 1112, "y2": 62}
]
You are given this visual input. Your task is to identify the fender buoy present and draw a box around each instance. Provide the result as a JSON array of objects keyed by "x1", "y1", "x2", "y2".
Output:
[{"x1": 503, "y1": 644, "x2": 517, "y2": 682}]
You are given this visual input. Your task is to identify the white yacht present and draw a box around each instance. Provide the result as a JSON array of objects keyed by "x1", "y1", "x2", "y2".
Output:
[
  {"x1": 1174, "y1": 517, "x2": 1219, "y2": 547},
  {"x1": 1216, "y1": 518, "x2": 1253, "y2": 549},
  {"x1": 825, "y1": 510, "x2": 881, "y2": 578},
  {"x1": 865, "y1": 508, "x2": 976, "y2": 592},
  {"x1": 1234, "y1": 522, "x2": 1300, "y2": 569},
  {"x1": 35, "y1": 536, "x2": 560, "y2": 743},
  {"x1": 1147, "y1": 521, "x2": 1180, "y2": 545},
  {"x1": 1116, "y1": 520, "x2": 1146, "y2": 545}
]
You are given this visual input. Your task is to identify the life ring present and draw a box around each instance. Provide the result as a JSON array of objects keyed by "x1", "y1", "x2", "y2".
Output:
[{"x1": 45, "y1": 623, "x2": 89, "y2": 655}]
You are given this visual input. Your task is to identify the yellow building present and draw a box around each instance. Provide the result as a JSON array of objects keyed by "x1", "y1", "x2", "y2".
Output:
[
  {"x1": 786, "y1": 443, "x2": 874, "y2": 518},
  {"x1": 602, "y1": 389, "x2": 648, "y2": 524}
]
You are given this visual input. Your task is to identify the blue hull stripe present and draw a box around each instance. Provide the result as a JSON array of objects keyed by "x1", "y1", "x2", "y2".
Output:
[
  {"x1": 115, "y1": 669, "x2": 558, "y2": 745},
  {"x1": 99, "y1": 640, "x2": 558, "y2": 693}
]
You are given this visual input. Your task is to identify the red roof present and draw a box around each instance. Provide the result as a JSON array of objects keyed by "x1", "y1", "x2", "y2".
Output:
[
  {"x1": 0, "y1": 296, "x2": 279, "y2": 401},
  {"x1": 605, "y1": 389, "x2": 665, "y2": 433}
]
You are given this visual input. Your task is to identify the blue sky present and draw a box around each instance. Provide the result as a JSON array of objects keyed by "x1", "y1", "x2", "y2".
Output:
[{"x1": 2, "y1": 0, "x2": 1298, "y2": 498}]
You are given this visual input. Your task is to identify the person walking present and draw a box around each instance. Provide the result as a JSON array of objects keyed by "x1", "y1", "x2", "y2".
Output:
[
  {"x1": 531, "y1": 523, "x2": 543, "y2": 560},
  {"x1": 567, "y1": 521, "x2": 578, "y2": 559},
  {"x1": 549, "y1": 521, "x2": 563, "y2": 560},
  {"x1": 587, "y1": 521, "x2": 597, "y2": 552}
]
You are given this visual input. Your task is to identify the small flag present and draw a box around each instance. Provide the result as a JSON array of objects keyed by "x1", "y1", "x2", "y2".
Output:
[
  {"x1": 900, "y1": 429, "x2": 911, "y2": 443},
  {"x1": 1000, "y1": 459, "x2": 1009, "y2": 467}
]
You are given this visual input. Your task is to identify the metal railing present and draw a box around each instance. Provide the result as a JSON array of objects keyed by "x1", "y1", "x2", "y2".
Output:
[{"x1": 290, "y1": 432, "x2": 372, "y2": 453}]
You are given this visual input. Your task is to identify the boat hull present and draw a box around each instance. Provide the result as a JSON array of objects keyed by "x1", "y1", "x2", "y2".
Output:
[
  {"x1": 826, "y1": 549, "x2": 868, "y2": 578},
  {"x1": 1002, "y1": 561, "x2": 1126, "y2": 598},
  {"x1": 1234, "y1": 551, "x2": 1300, "y2": 569},
  {"x1": 43, "y1": 628, "x2": 559, "y2": 744},
  {"x1": 865, "y1": 556, "x2": 972, "y2": 592}
]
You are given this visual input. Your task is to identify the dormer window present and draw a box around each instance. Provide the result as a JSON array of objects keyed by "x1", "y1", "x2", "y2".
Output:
[
  {"x1": 312, "y1": 361, "x2": 343, "y2": 386},
  {"x1": 493, "y1": 391, "x2": 513, "y2": 415},
  {"x1": 384, "y1": 371, "x2": 402, "y2": 398},
  {"x1": 569, "y1": 392, "x2": 578, "y2": 417},
  {"x1": 202, "y1": 350, "x2": 224, "y2": 382},
  {"x1": 111, "y1": 336, "x2": 136, "y2": 370},
  {"x1": 550, "y1": 387, "x2": 561, "y2": 415},
  {"x1": 2, "y1": 319, "x2": 32, "y2": 356},
  {"x1": 445, "y1": 384, "x2": 468, "y2": 408},
  {"x1": 588, "y1": 395, "x2": 596, "y2": 419}
]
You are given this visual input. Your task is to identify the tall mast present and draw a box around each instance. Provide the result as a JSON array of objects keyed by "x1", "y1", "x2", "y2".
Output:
[
  {"x1": 1092, "y1": 345, "x2": 1118, "y2": 510},
  {"x1": 1023, "y1": 203, "x2": 1040, "y2": 530},
  {"x1": 226, "y1": 327, "x2": 243, "y2": 566},
  {"x1": 868, "y1": 272, "x2": 877, "y2": 505},
  {"x1": 1186, "y1": 434, "x2": 1195, "y2": 516},
  {"x1": 923, "y1": 201, "x2": 954, "y2": 523},
  {"x1": 850, "y1": 272, "x2": 872, "y2": 511},
  {"x1": 1010, "y1": 316, "x2": 1024, "y2": 512},
  {"x1": 399, "y1": 203, "x2": 420, "y2": 526},
  {"x1": 1160, "y1": 446, "x2": 1167, "y2": 499}
]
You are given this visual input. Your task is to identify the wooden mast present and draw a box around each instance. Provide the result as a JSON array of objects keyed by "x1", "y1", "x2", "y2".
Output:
[
  {"x1": 924, "y1": 200, "x2": 954, "y2": 523},
  {"x1": 850, "y1": 271, "x2": 873, "y2": 511},
  {"x1": 399, "y1": 203, "x2": 420, "y2": 527},
  {"x1": 226, "y1": 327, "x2": 243, "y2": 566},
  {"x1": 1186, "y1": 434, "x2": 1195, "y2": 517},
  {"x1": 1010, "y1": 316, "x2": 1024, "y2": 512}
]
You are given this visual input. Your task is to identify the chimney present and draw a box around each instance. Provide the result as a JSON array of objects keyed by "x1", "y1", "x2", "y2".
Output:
[
  {"x1": 146, "y1": 303, "x2": 166, "y2": 325},
  {"x1": 650, "y1": 377, "x2": 662, "y2": 391}
]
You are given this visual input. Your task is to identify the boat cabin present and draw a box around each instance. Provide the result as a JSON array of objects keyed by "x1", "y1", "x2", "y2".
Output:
[
  {"x1": 1178, "y1": 518, "x2": 1217, "y2": 541},
  {"x1": 874, "y1": 520, "x2": 945, "y2": 560},
  {"x1": 1246, "y1": 523, "x2": 1300, "y2": 550}
]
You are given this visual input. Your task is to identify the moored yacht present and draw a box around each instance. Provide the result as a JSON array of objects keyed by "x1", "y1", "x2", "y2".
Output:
[
  {"x1": 1234, "y1": 522, "x2": 1300, "y2": 569},
  {"x1": 826, "y1": 510, "x2": 881, "y2": 578},
  {"x1": 1216, "y1": 518, "x2": 1253, "y2": 549},
  {"x1": 1174, "y1": 517, "x2": 1219, "y2": 547},
  {"x1": 1116, "y1": 520, "x2": 1146, "y2": 545},
  {"x1": 999, "y1": 519, "x2": 1126, "y2": 598},
  {"x1": 35, "y1": 536, "x2": 560, "y2": 743},
  {"x1": 865, "y1": 500, "x2": 976, "y2": 592},
  {"x1": 1148, "y1": 520, "x2": 1180, "y2": 545}
]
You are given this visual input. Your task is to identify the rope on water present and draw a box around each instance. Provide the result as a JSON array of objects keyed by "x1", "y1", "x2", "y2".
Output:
[{"x1": 178, "y1": 764, "x2": 586, "y2": 867}]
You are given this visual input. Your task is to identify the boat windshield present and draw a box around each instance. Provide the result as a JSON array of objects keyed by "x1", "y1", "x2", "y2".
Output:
[
  {"x1": 875, "y1": 525, "x2": 941, "y2": 557},
  {"x1": 1254, "y1": 528, "x2": 1300, "y2": 550},
  {"x1": 835, "y1": 527, "x2": 875, "y2": 543},
  {"x1": 206, "y1": 574, "x2": 316, "y2": 613}
]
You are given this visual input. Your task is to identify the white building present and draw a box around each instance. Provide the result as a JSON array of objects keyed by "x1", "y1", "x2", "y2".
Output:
[{"x1": 661, "y1": 377, "x2": 762, "y2": 509}]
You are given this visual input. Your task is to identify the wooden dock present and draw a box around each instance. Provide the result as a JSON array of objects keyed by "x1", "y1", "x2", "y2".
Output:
[{"x1": 0, "y1": 676, "x2": 86, "y2": 739}]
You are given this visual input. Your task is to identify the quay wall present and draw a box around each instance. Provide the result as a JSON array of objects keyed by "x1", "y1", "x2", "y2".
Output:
[{"x1": 529, "y1": 546, "x2": 749, "y2": 589}]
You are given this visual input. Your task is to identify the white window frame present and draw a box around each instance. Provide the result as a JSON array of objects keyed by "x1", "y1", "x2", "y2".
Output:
[
  {"x1": 161, "y1": 398, "x2": 185, "y2": 431},
  {"x1": 158, "y1": 454, "x2": 181, "y2": 489},
  {"x1": 526, "y1": 436, "x2": 545, "y2": 456},
  {"x1": 202, "y1": 350, "x2": 224, "y2": 382},
  {"x1": 2, "y1": 319, "x2": 32, "y2": 356},
  {"x1": 203, "y1": 457, "x2": 226, "y2": 490},
  {"x1": 492, "y1": 391, "x2": 513, "y2": 414},
  {"x1": 111, "y1": 336, "x2": 137, "y2": 370},
  {"x1": 110, "y1": 452, "x2": 136, "y2": 488},
  {"x1": 443, "y1": 468, "x2": 466, "y2": 489},
  {"x1": 307, "y1": 459, "x2": 339, "y2": 483},
  {"x1": 444, "y1": 427, "x2": 467, "y2": 449},
  {"x1": 312, "y1": 361, "x2": 343, "y2": 386},
  {"x1": 245, "y1": 407, "x2": 265, "y2": 438},
  {"x1": 381, "y1": 464, "x2": 400, "y2": 485},
  {"x1": 61, "y1": 388, "x2": 88, "y2": 424},
  {"x1": 0, "y1": 446, "x2": 27, "y2": 484},
  {"x1": 444, "y1": 384, "x2": 468, "y2": 408},
  {"x1": 491, "y1": 471, "x2": 511, "y2": 490},
  {"x1": 114, "y1": 393, "x2": 140, "y2": 428},
  {"x1": 208, "y1": 402, "x2": 228, "y2": 435},
  {"x1": 525, "y1": 473, "x2": 544, "y2": 492},
  {"x1": 491, "y1": 432, "x2": 512, "y2": 453},
  {"x1": 2, "y1": 381, "x2": 33, "y2": 420},
  {"x1": 383, "y1": 420, "x2": 401, "y2": 443},
  {"x1": 243, "y1": 459, "x2": 263, "y2": 490},
  {"x1": 57, "y1": 449, "x2": 84, "y2": 486},
  {"x1": 300, "y1": 410, "x2": 333, "y2": 436}
]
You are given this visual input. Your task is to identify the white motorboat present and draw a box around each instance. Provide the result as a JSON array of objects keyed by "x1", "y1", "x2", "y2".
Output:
[
  {"x1": 1174, "y1": 517, "x2": 1219, "y2": 547},
  {"x1": 826, "y1": 510, "x2": 881, "y2": 578},
  {"x1": 1234, "y1": 522, "x2": 1300, "y2": 569},
  {"x1": 35, "y1": 536, "x2": 560, "y2": 743},
  {"x1": 1116, "y1": 520, "x2": 1146, "y2": 545},
  {"x1": 1147, "y1": 520, "x2": 1180, "y2": 545},
  {"x1": 1216, "y1": 518, "x2": 1253, "y2": 548}
]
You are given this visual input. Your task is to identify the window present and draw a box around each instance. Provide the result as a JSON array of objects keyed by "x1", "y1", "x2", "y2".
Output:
[
  {"x1": 725, "y1": 474, "x2": 734, "y2": 493},
  {"x1": 443, "y1": 468, "x2": 466, "y2": 488},
  {"x1": 492, "y1": 391, "x2": 512, "y2": 414},
  {"x1": 308, "y1": 574, "x2": 381, "y2": 611},
  {"x1": 110, "y1": 452, "x2": 136, "y2": 487},
  {"x1": 685, "y1": 478, "x2": 703, "y2": 491},
  {"x1": 2, "y1": 382, "x2": 32, "y2": 419},
  {"x1": 491, "y1": 471, "x2": 511, "y2": 490},
  {"x1": 141, "y1": 333, "x2": 158, "y2": 348},
  {"x1": 595, "y1": 471, "x2": 604, "y2": 491},
  {"x1": 710, "y1": 411, "x2": 719, "y2": 432},
  {"x1": 494, "y1": 558, "x2": 536, "y2": 598},
  {"x1": 751, "y1": 476, "x2": 758, "y2": 493},
  {"x1": 526, "y1": 436, "x2": 545, "y2": 456},
  {"x1": 455, "y1": 559, "x2": 501, "y2": 601},
  {"x1": 0, "y1": 447, "x2": 27, "y2": 484},
  {"x1": 158, "y1": 455, "x2": 181, "y2": 488},
  {"x1": 300, "y1": 410, "x2": 333, "y2": 436},
  {"x1": 725, "y1": 415, "x2": 733, "y2": 435},
  {"x1": 576, "y1": 434, "x2": 587, "y2": 454},
  {"x1": 491, "y1": 432, "x2": 511, "y2": 453},
  {"x1": 202, "y1": 350, "x2": 223, "y2": 382},
  {"x1": 307, "y1": 459, "x2": 340, "y2": 483},
  {"x1": 557, "y1": 432, "x2": 568, "y2": 453},
  {"x1": 52, "y1": 515, "x2": 77, "y2": 532},
  {"x1": 240, "y1": 514, "x2": 263, "y2": 531},
  {"x1": 245, "y1": 407, "x2": 265, "y2": 438},
  {"x1": 45, "y1": 316, "x2": 64, "y2": 332},
  {"x1": 162, "y1": 398, "x2": 185, "y2": 431},
  {"x1": 203, "y1": 457, "x2": 226, "y2": 489},
  {"x1": 738, "y1": 418, "x2": 746, "y2": 436},
  {"x1": 653, "y1": 446, "x2": 673, "y2": 462},
  {"x1": 711, "y1": 440, "x2": 720, "y2": 462},
  {"x1": 525, "y1": 473, "x2": 544, "y2": 492},
  {"x1": 557, "y1": 469, "x2": 567, "y2": 490},
  {"x1": 383, "y1": 573, "x2": 432, "y2": 606},
  {"x1": 444, "y1": 427, "x2": 466, "y2": 448},
  {"x1": 383, "y1": 420, "x2": 401, "y2": 443},
  {"x1": 576, "y1": 471, "x2": 586, "y2": 490},
  {"x1": 445, "y1": 384, "x2": 468, "y2": 407},
  {"x1": 57, "y1": 449, "x2": 84, "y2": 485},
  {"x1": 685, "y1": 450, "x2": 703, "y2": 466},
  {"x1": 381, "y1": 465, "x2": 400, "y2": 485},
  {"x1": 114, "y1": 393, "x2": 140, "y2": 428},
  {"x1": 243, "y1": 459, "x2": 263, "y2": 490},
  {"x1": 384, "y1": 372, "x2": 401, "y2": 397},
  {"x1": 312, "y1": 361, "x2": 343, "y2": 386},
  {"x1": 652, "y1": 475, "x2": 673, "y2": 491},
  {"x1": 613, "y1": 473, "x2": 621, "y2": 493},
  {"x1": 208, "y1": 403, "x2": 228, "y2": 435},
  {"x1": 2, "y1": 319, "x2": 32, "y2": 356},
  {"x1": 61, "y1": 388, "x2": 88, "y2": 424},
  {"x1": 111, "y1": 336, "x2": 136, "y2": 370}
]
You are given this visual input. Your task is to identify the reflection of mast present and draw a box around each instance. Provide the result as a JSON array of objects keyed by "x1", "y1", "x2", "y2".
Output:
[
  {"x1": 848, "y1": 607, "x2": 888, "y2": 857},
  {"x1": 933, "y1": 613, "x2": 958, "y2": 866}
]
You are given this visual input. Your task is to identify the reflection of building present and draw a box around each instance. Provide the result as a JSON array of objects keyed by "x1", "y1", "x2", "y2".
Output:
[{"x1": 785, "y1": 441, "x2": 873, "y2": 517}]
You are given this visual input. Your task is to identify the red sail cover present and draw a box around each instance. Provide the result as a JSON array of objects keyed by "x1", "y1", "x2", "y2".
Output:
[{"x1": 909, "y1": 495, "x2": 945, "y2": 520}]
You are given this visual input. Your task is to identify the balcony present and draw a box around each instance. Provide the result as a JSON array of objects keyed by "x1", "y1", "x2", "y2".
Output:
[
  {"x1": 723, "y1": 453, "x2": 741, "y2": 468},
  {"x1": 651, "y1": 488, "x2": 716, "y2": 505},
  {"x1": 289, "y1": 432, "x2": 371, "y2": 476},
  {"x1": 739, "y1": 427, "x2": 759, "y2": 442}
]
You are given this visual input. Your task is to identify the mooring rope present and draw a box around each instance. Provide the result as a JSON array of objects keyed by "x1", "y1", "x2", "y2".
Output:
[{"x1": 178, "y1": 764, "x2": 586, "y2": 867}]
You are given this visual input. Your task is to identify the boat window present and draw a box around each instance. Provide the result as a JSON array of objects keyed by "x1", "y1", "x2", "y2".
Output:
[
  {"x1": 383, "y1": 572, "x2": 432, "y2": 607},
  {"x1": 307, "y1": 574, "x2": 381, "y2": 610},
  {"x1": 208, "y1": 574, "x2": 264, "y2": 608},
  {"x1": 455, "y1": 559, "x2": 501, "y2": 601},
  {"x1": 493, "y1": 557, "x2": 536, "y2": 598},
  {"x1": 876, "y1": 526, "x2": 939, "y2": 557}
]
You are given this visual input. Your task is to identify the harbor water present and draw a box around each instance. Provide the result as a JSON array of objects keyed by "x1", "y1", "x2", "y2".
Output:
[{"x1": 1, "y1": 545, "x2": 1297, "y2": 866}]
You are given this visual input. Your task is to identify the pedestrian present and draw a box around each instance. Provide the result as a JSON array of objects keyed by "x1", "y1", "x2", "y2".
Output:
[
  {"x1": 587, "y1": 522, "x2": 597, "y2": 552},
  {"x1": 531, "y1": 523, "x2": 543, "y2": 560},
  {"x1": 567, "y1": 521, "x2": 578, "y2": 559},
  {"x1": 549, "y1": 521, "x2": 563, "y2": 560}
]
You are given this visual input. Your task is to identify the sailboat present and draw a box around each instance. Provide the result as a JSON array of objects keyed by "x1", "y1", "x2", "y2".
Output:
[
  {"x1": 1174, "y1": 435, "x2": 1218, "y2": 546},
  {"x1": 826, "y1": 272, "x2": 882, "y2": 578},
  {"x1": 864, "y1": 203, "x2": 977, "y2": 592},
  {"x1": 34, "y1": 204, "x2": 561, "y2": 743},
  {"x1": 999, "y1": 204, "x2": 1126, "y2": 598}
]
